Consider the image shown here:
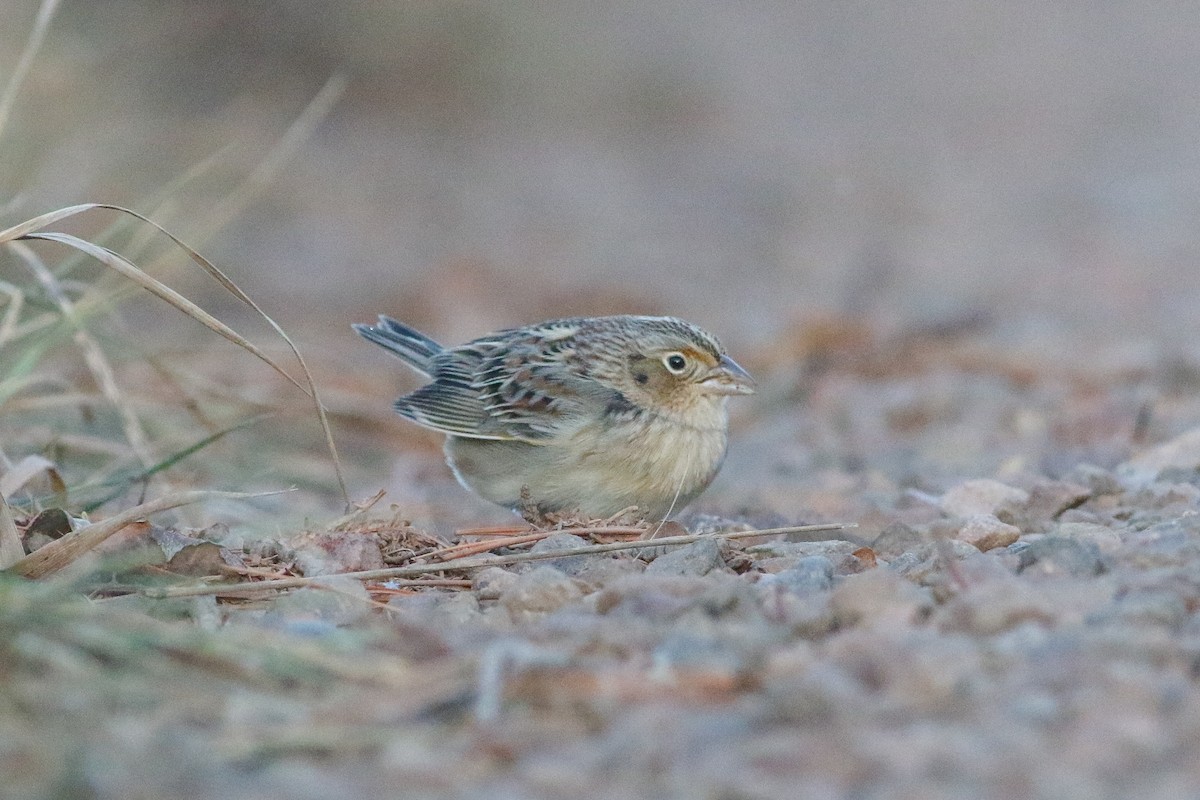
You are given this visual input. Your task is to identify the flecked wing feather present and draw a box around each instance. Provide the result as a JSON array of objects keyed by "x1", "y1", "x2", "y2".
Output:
[{"x1": 394, "y1": 320, "x2": 617, "y2": 443}]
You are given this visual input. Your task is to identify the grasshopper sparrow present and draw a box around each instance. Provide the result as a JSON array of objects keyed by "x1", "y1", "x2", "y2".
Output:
[{"x1": 354, "y1": 314, "x2": 754, "y2": 521}]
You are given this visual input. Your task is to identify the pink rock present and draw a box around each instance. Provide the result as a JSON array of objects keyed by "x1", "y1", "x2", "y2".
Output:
[{"x1": 955, "y1": 514, "x2": 1021, "y2": 552}]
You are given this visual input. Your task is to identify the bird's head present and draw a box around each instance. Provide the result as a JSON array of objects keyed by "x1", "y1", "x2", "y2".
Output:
[{"x1": 586, "y1": 316, "x2": 755, "y2": 419}]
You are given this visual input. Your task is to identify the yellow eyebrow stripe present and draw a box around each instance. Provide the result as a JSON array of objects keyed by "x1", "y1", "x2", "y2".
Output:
[{"x1": 680, "y1": 346, "x2": 718, "y2": 367}]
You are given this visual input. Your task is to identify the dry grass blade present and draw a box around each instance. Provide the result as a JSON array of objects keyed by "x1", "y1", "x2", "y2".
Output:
[
  {"x1": 0, "y1": 495, "x2": 24, "y2": 569},
  {"x1": 96, "y1": 205, "x2": 349, "y2": 507},
  {"x1": 11, "y1": 229, "x2": 306, "y2": 392},
  {"x1": 7, "y1": 489, "x2": 276, "y2": 579},
  {"x1": 145, "y1": 522, "x2": 855, "y2": 598},
  {"x1": 9, "y1": 240, "x2": 155, "y2": 466},
  {"x1": 4, "y1": 390, "x2": 136, "y2": 413},
  {"x1": 0, "y1": 279, "x2": 25, "y2": 346},
  {"x1": 0, "y1": 203, "x2": 97, "y2": 243},
  {"x1": 324, "y1": 489, "x2": 387, "y2": 531},
  {"x1": 0, "y1": 0, "x2": 61, "y2": 147},
  {"x1": 2, "y1": 202, "x2": 350, "y2": 507}
]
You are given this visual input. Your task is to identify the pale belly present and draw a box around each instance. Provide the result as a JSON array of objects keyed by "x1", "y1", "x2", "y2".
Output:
[{"x1": 444, "y1": 412, "x2": 729, "y2": 520}]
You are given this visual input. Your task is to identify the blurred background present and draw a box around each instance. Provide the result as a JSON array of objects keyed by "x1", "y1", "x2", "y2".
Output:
[
  {"x1": 6, "y1": 1, "x2": 1200, "y2": 341},
  {"x1": 5, "y1": 0, "x2": 1200, "y2": 525}
]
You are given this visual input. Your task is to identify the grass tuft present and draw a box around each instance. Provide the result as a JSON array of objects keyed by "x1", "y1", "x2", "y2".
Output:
[{"x1": 1, "y1": 204, "x2": 349, "y2": 520}]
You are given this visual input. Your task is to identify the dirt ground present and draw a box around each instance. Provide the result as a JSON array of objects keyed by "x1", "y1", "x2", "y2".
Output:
[{"x1": 5, "y1": 3, "x2": 1200, "y2": 799}]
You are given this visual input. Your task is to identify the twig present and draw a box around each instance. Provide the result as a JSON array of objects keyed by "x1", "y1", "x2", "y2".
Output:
[
  {"x1": 422, "y1": 531, "x2": 551, "y2": 561},
  {"x1": 142, "y1": 522, "x2": 855, "y2": 598},
  {"x1": 369, "y1": 579, "x2": 473, "y2": 590},
  {"x1": 453, "y1": 524, "x2": 533, "y2": 538},
  {"x1": 455, "y1": 525, "x2": 647, "y2": 539},
  {"x1": 325, "y1": 489, "x2": 387, "y2": 531}
]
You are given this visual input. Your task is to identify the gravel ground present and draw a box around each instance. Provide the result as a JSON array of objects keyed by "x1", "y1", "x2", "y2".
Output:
[
  {"x1": 7, "y1": 3, "x2": 1200, "y2": 798},
  {"x1": 357, "y1": 337, "x2": 1200, "y2": 800},
  {"x1": 11, "y1": 328, "x2": 1200, "y2": 799}
]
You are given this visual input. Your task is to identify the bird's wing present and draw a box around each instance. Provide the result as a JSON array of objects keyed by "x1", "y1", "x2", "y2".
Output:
[
  {"x1": 474, "y1": 361, "x2": 595, "y2": 442},
  {"x1": 393, "y1": 321, "x2": 616, "y2": 443},
  {"x1": 473, "y1": 324, "x2": 616, "y2": 442},
  {"x1": 391, "y1": 348, "x2": 507, "y2": 439}
]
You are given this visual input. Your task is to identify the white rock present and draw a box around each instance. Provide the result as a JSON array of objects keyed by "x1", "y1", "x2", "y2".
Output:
[{"x1": 941, "y1": 479, "x2": 1029, "y2": 517}]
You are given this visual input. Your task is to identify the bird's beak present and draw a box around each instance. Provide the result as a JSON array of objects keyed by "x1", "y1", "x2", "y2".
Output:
[{"x1": 699, "y1": 355, "x2": 756, "y2": 395}]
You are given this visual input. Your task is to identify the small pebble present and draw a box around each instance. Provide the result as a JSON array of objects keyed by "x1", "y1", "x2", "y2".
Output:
[
  {"x1": 270, "y1": 576, "x2": 371, "y2": 626},
  {"x1": 645, "y1": 538, "x2": 729, "y2": 577},
  {"x1": 872, "y1": 521, "x2": 928, "y2": 559},
  {"x1": 526, "y1": 533, "x2": 592, "y2": 575},
  {"x1": 941, "y1": 479, "x2": 1029, "y2": 518},
  {"x1": 758, "y1": 586, "x2": 836, "y2": 638},
  {"x1": 1015, "y1": 536, "x2": 1105, "y2": 577},
  {"x1": 473, "y1": 566, "x2": 521, "y2": 601},
  {"x1": 1117, "y1": 425, "x2": 1200, "y2": 487},
  {"x1": 996, "y1": 479, "x2": 1091, "y2": 531},
  {"x1": 1092, "y1": 590, "x2": 1189, "y2": 629},
  {"x1": 830, "y1": 569, "x2": 931, "y2": 629},
  {"x1": 889, "y1": 539, "x2": 981, "y2": 584},
  {"x1": 1052, "y1": 522, "x2": 1124, "y2": 555},
  {"x1": 390, "y1": 590, "x2": 481, "y2": 626},
  {"x1": 1114, "y1": 518, "x2": 1200, "y2": 568},
  {"x1": 499, "y1": 565, "x2": 584, "y2": 617},
  {"x1": 1062, "y1": 463, "x2": 1123, "y2": 496},
  {"x1": 935, "y1": 576, "x2": 1059, "y2": 635},
  {"x1": 767, "y1": 555, "x2": 835, "y2": 594},
  {"x1": 747, "y1": 540, "x2": 864, "y2": 575},
  {"x1": 593, "y1": 574, "x2": 710, "y2": 620},
  {"x1": 955, "y1": 514, "x2": 1021, "y2": 552},
  {"x1": 651, "y1": 631, "x2": 750, "y2": 679}
]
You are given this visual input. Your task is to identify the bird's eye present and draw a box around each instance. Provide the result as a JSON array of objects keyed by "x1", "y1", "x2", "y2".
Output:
[{"x1": 663, "y1": 353, "x2": 688, "y2": 373}]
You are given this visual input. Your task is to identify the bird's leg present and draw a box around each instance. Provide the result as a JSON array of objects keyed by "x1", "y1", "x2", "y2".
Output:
[{"x1": 517, "y1": 485, "x2": 550, "y2": 527}]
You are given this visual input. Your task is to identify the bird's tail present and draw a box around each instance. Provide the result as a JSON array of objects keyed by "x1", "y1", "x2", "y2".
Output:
[{"x1": 353, "y1": 315, "x2": 444, "y2": 376}]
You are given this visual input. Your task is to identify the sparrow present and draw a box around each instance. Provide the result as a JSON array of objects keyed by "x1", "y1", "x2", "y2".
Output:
[{"x1": 354, "y1": 314, "x2": 754, "y2": 521}]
